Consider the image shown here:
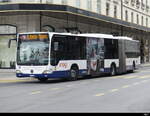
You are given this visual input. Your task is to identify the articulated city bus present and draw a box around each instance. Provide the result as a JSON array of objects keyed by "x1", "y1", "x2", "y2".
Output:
[{"x1": 9, "y1": 32, "x2": 140, "y2": 82}]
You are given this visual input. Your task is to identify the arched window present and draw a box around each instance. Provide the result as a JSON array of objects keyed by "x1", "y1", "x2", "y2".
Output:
[
  {"x1": 42, "y1": 25, "x2": 55, "y2": 32},
  {"x1": 0, "y1": 25, "x2": 16, "y2": 35}
]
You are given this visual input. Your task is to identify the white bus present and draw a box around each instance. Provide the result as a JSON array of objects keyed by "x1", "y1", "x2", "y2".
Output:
[{"x1": 9, "y1": 32, "x2": 140, "y2": 81}]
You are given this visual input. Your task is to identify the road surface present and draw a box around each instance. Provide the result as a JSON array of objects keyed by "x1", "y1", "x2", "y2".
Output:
[{"x1": 0, "y1": 66, "x2": 150, "y2": 113}]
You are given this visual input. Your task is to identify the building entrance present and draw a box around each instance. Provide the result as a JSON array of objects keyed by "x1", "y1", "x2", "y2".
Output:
[
  {"x1": 0, "y1": 25, "x2": 17, "y2": 69},
  {"x1": 0, "y1": 35, "x2": 16, "y2": 68}
]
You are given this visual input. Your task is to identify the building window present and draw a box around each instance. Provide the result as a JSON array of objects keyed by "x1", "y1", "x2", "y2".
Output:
[
  {"x1": 124, "y1": 0, "x2": 129, "y2": 4},
  {"x1": 141, "y1": 16, "x2": 144, "y2": 26},
  {"x1": 46, "y1": 0, "x2": 53, "y2": 4},
  {"x1": 106, "y1": 3, "x2": 110, "y2": 16},
  {"x1": 42, "y1": 25, "x2": 55, "y2": 32},
  {"x1": 125, "y1": 10, "x2": 128, "y2": 21},
  {"x1": 141, "y1": 0, "x2": 145, "y2": 10},
  {"x1": 131, "y1": 12, "x2": 134, "y2": 23},
  {"x1": 0, "y1": 0, "x2": 10, "y2": 2},
  {"x1": 62, "y1": 0, "x2": 67, "y2": 5},
  {"x1": 146, "y1": 0, "x2": 149, "y2": 13},
  {"x1": 76, "y1": 0, "x2": 81, "y2": 8},
  {"x1": 146, "y1": 18, "x2": 148, "y2": 27},
  {"x1": 137, "y1": 14, "x2": 139, "y2": 24},
  {"x1": 114, "y1": 5, "x2": 117, "y2": 18},
  {"x1": 136, "y1": 0, "x2": 140, "y2": 9},
  {"x1": 87, "y1": 0, "x2": 92, "y2": 11},
  {"x1": 131, "y1": 0, "x2": 135, "y2": 6},
  {"x1": 97, "y1": 0, "x2": 101, "y2": 14}
]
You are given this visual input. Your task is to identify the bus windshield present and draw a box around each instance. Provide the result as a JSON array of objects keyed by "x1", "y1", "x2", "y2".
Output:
[{"x1": 17, "y1": 34, "x2": 49, "y2": 66}]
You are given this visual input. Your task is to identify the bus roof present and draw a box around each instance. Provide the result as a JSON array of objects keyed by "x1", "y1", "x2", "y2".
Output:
[
  {"x1": 114, "y1": 36, "x2": 133, "y2": 40},
  {"x1": 78, "y1": 34, "x2": 140, "y2": 42},
  {"x1": 18, "y1": 32, "x2": 139, "y2": 42},
  {"x1": 114, "y1": 36, "x2": 139, "y2": 42},
  {"x1": 78, "y1": 33, "x2": 114, "y2": 39}
]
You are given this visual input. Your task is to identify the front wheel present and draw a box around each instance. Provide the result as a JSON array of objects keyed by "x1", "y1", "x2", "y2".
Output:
[
  {"x1": 68, "y1": 67, "x2": 79, "y2": 81},
  {"x1": 38, "y1": 78, "x2": 48, "y2": 82}
]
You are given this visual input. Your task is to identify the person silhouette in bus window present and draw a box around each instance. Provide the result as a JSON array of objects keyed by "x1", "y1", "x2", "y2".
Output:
[
  {"x1": 30, "y1": 48, "x2": 35, "y2": 61},
  {"x1": 35, "y1": 48, "x2": 40, "y2": 61}
]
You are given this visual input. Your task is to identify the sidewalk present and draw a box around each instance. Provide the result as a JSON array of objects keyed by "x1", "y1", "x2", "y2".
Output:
[
  {"x1": 0, "y1": 69, "x2": 16, "y2": 73},
  {"x1": 0, "y1": 69, "x2": 34, "y2": 82}
]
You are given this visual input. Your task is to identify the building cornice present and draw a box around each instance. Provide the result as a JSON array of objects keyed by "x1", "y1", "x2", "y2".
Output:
[{"x1": 0, "y1": 3, "x2": 149, "y2": 32}]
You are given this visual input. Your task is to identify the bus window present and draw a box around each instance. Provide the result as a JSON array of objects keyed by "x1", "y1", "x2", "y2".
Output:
[
  {"x1": 50, "y1": 35, "x2": 67, "y2": 66},
  {"x1": 66, "y1": 36, "x2": 86, "y2": 60},
  {"x1": 50, "y1": 35, "x2": 86, "y2": 66},
  {"x1": 104, "y1": 39, "x2": 118, "y2": 59},
  {"x1": 17, "y1": 34, "x2": 49, "y2": 66}
]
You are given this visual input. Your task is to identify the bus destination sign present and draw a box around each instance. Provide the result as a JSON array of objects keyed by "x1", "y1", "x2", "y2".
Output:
[{"x1": 19, "y1": 34, "x2": 49, "y2": 41}]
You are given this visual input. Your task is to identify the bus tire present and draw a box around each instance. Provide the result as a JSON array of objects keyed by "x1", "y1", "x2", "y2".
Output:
[
  {"x1": 38, "y1": 78, "x2": 48, "y2": 82},
  {"x1": 69, "y1": 66, "x2": 79, "y2": 81},
  {"x1": 110, "y1": 64, "x2": 116, "y2": 76}
]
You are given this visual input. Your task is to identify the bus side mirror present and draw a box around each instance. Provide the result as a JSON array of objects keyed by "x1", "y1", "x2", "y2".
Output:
[
  {"x1": 54, "y1": 42, "x2": 59, "y2": 51},
  {"x1": 8, "y1": 38, "x2": 17, "y2": 48}
]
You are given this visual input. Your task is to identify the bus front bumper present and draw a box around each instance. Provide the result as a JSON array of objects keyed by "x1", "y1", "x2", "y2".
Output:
[
  {"x1": 16, "y1": 71, "x2": 70, "y2": 79},
  {"x1": 16, "y1": 69, "x2": 87, "y2": 79}
]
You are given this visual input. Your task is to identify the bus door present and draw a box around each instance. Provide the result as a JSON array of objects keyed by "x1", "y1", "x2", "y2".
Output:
[
  {"x1": 118, "y1": 39, "x2": 126, "y2": 74},
  {"x1": 86, "y1": 38, "x2": 104, "y2": 76}
]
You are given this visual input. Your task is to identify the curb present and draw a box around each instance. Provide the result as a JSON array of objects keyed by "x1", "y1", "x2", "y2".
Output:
[
  {"x1": 0, "y1": 69, "x2": 15, "y2": 73},
  {"x1": 0, "y1": 78, "x2": 37, "y2": 83}
]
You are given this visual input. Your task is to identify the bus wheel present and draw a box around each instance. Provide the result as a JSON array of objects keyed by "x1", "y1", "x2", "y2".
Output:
[
  {"x1": 110, "y1": 64, "x2": 116, "y2": 76},
  {"x1": 38, "y1": 78, "x2": 48, "y2": 82},
  {"x1": 69, "y1": 67, "x2": 79, "y2": 81}
]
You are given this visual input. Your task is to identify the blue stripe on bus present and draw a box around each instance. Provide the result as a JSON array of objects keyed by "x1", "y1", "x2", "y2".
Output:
[
  {"x1": 104, "y1": 68, "x2": 111, "y2": 73},
  {"x1": 16, "y1": 69, "x2": 87, "y2": 79},
  {"x1": 104, "y1": 67, "x2": 119, "y2": 73}
]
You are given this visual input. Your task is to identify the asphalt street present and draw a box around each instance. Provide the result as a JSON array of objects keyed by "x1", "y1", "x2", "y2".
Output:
[{"x1": 0, "y1": 65, "x2": 150, "y2": 113}]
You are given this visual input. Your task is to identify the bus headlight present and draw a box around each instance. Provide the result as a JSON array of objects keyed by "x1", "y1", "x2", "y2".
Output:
[
  {"x1": 43, "y1": 69, "x2": 53, "y2": 74},
  {"x1": 16, "y1": 70, "x2": 22, "y2": 73}
]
